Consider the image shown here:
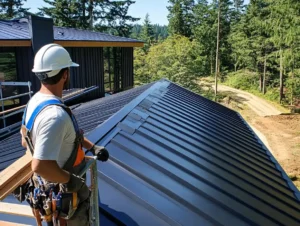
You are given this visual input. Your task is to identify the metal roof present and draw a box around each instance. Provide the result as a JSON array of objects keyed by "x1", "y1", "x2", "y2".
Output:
[
  {"x1": 0, "y1": 83, "x2": 152, "y2": 172},
  {"x1": 1, "y1": 79, "x2": 300, "y2": 225},
  {"x1": 0, "y1": 19, "x2": 142, "y2": 43},
  {"x1": 84, "y1": 79, "x2": 300, "y2": 225}
]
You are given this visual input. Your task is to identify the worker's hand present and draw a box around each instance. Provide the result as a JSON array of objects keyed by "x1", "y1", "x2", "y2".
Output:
[
  {"x1": 65, "y1": 174, "x2": 90, "y2": 202},
  {"x1": 90, "y1": 145, "x2": 109, "y2": 162}
]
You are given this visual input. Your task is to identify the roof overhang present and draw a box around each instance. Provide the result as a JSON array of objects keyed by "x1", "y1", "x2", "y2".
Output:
[
  {"x1": 0, "y1": 40, "x2": 31, "y2": 47},
  {"x1": 54, "y1": 40, "x2": 144, "y2": 47},
  {"x1": 0, "y1": 40, "x2": 144, "y2": 47}
]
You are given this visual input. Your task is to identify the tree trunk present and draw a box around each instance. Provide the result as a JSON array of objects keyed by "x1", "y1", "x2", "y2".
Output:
[
  {"x1": 291, "y1": 52, "x2": 294, "y2": 105},
  {"x1": 89, "y1": 0, "x2": 93, "y2": 29},
  {"x1": 234, "y1": 53, "x2": 237, "y2": 72},
  {"x1": 259, "y1": 70, "x2": 263, "y2": 92},
  {"x1": 279, "y1": 48, "x2": 284, "y2": 104},
  {"x1": 263, "y1": 55, "x2": 266, "y2": 94},
  {"x1": 215, "y1": 0, "x2": 221, "y2": 101},
  {"x1": 210, "y1": 50, "x2": 214, "y2": 75}
]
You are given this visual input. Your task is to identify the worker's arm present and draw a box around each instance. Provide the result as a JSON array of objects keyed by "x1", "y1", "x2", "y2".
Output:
[
  {"x1": 21, "y1": 136, "x2": 27, "y2": 148},
  {"x1": 20, "y1": 128, "x2": 28, "y2": 148},
  {"x1": 31, "y1": 159, "x2": 70, "y2": 183},
  {"x1": 82, "y1": 137, "x2": 94, "y2": 150},
  {"x1": 82, "y1": 137, "x2": 109, "y2": 161}
]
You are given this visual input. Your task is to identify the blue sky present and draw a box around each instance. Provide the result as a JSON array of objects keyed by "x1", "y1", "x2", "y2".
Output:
[{"x1": 23, "y1": 0, "x2": 250, "y2": 26}]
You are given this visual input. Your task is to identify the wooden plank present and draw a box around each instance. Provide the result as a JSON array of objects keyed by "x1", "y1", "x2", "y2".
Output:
[
  {"x1": 55, "y1": 40, "x2": 144, "y2": 47},
  {"x1": 0, "y1": 221, "x2": 33, "y2": 226},
  {"x1": 0, "y1": 151, "x2": 33, "y2": 201},
  {"x1": 0, "y1": 40, "x2": 31, "y2": 47},
  {"x1": 0, "y1": 202, "x2": 34, "y2": 218}
]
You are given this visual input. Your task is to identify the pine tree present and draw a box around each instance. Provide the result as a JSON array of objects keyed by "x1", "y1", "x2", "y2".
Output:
[
  {"x1": 40, "y1": 0, "x2": 139, "y2": 34},
  {"x1": 140, "y1": 13, "x2": 155, "y2": 52},
  {"x1": 192, "y1": 0, "x2": 233, "y2": 76},
  {"x1": 167, "y1": 0, "x2": 194, "y2": 37},
  {"x1": 268, "y1": 0, "x2": 300, "y2": 103},
  {"x1": 103, "y1": 0, "x2": 140, "y2": 37},
  {"x1": 0, "y1": 0, "x2": 29, "y2": 19},
  {"x1": 40, "y1": 0, "x2": 91, "y2": 29}
]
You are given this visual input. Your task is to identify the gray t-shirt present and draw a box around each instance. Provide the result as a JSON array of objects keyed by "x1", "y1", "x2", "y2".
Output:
[{"x1": 23, "y1": 92, "x2": 76, "y2": 168}]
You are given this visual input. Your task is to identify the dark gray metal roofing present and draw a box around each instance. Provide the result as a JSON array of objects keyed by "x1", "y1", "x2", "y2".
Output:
[
  {"x1": 0, "y1": 19, "x2": 30, "y2": 39},
  {"x1": 0, "y1": 83, "x2": 153, "y2": 171},
  {"x1": 1, "y1": 79, "x2": 300, "y2": 225},
  {"x1": 0, "y1": 19, "x2": 142, "y2": 43},
  {"x1": 54, "y1": 27, "x2": 142, "y2": 42},
  {"x1": 84, "y1": 79, "x2": 300, "y2": 225}
]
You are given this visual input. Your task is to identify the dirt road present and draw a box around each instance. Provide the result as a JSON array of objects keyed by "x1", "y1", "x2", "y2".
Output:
[{"x1": 217, "y1": 85, "x2": 282, "y2": 116}]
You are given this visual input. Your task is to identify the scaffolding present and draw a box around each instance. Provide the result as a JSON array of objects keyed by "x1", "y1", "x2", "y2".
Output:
[{"x1": 0, "y1": 81, "x2": 32, "y2": 137}]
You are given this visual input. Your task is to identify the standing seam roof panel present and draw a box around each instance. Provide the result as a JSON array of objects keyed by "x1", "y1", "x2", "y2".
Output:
[{"x1": 84, "y1": 79, "x2": 300, "y2": 226}]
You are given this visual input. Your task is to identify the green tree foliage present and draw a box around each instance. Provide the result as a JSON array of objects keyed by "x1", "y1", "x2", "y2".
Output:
[
  {"x1": 40, "y1": 0, "x2": 85, "y2": 28},
  {"x1": 140, "y1": 13, "x2": 155, "y2": 52},
  {"x1": 192, "y1": 0, "x2": 233, "y2": 77},
  {"x1": 0, "y1": 0, "x2": 29, "y2": 19},
  {"x1": 134, "y1": 0, "x2": 300, "y2": 106},
  {"x1": 135, "y1": 35, "x2": 205, "y2": 92},
  {"x1": 167, "y1": 0, "x2": 194, "y2": 37},
  {"x1": 267, "y1": 0, "x2": 300, "y2": 103},
  {"x1": 40, "y1": 0, "x2": 139, "y2": 35},
  {"x1": 131, "y1": 24, "x2": 168, "y2": 41},
  {"x1": 102, "y1": 0, "x2": 140, "y2": 37}
]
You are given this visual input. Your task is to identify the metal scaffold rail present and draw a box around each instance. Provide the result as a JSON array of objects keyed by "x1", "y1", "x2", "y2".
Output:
[{"x1": 0, "y1": 81, "x2": 32, "y2": 131}]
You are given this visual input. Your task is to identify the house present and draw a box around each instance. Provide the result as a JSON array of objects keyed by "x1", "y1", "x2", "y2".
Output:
[
  {"x1": 0, "y1": 15, "x2": 143, "y2": 129},
  {"x1": 0, "y1": 15, "x2": 143, "y2": 102},
  {"x1": 0, "y1": 79, "x2": 300, "y2": 225}
]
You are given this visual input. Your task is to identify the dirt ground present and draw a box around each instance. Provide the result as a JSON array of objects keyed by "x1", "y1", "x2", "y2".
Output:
[
  {"x1": 199, "y1": 79, "x2": 300, "y2": 189},
  {"x1": 223, "y1": 95, "x2": 300, "y2": 190}
]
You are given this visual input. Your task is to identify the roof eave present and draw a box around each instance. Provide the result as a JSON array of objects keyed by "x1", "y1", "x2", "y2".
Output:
[
  {"x1": 54, "y1": 40, "x2": 144, "y2": 47},
  {"x1": 0, "y1": 40, "x2": 144, "y2": 48},
  {"x1": 0, "y1": 40, "x2": 31, "y2": 47}
]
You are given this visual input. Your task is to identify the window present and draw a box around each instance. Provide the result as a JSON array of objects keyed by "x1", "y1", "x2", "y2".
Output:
[
  {"x1": 0, "y1": 51, "x2": 19, "y2": 106},
  {"x1": 103, "y1": 47, "x2": 121, "y2": 94}
]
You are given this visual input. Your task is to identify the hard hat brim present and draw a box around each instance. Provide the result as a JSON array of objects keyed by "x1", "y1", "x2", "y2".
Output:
[{"x1": 71, "y1": 62, "x2": 79, "y2": 67}]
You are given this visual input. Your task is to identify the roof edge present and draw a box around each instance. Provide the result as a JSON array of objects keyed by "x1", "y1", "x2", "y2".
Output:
[
  {"x1": 54, "y1": 40, "x2": 144, "y2": 47},
  {"x1": 237, "y1": 112, "x2": 300, "y2": 202},
  {"x1": 0, "y1": 40, "x2": 31, "y2": 47},
  {"x1": 54, "y1": 25, "x2": 144, "y2": 43}
]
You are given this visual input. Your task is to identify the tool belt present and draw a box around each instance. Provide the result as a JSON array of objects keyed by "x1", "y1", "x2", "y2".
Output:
[{"x1": 12, "y1": 99, "x2": 89, "y2": 223}]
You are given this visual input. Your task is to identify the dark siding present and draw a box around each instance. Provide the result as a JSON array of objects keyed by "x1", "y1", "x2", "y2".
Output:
[
  {"x1": 121, "y1": 47, "x2": 133, "y2": 90},
  {"x1": 1, "y1": 46, "x2": 37, "y2": 94},
  {"x1": 15, "y1": 47, "x2": 38, "y2": 103},
  {"x1": 67, "y1": 47, "x2": 104, "y2": 99}
]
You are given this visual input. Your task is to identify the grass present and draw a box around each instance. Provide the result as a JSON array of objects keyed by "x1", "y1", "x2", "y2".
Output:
[{"x1": 1, "y1": 99, "x2": 20, "y2": 106}]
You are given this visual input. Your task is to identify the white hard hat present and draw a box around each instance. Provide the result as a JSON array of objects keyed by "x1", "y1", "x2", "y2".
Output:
[{"x1": 32, "y1": 43, "x2": 79, "y2": 79}]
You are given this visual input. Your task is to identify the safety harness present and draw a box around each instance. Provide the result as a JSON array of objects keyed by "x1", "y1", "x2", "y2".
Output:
[{"x1": 16, "y1": 99, "x2": 88, "y2": 225}]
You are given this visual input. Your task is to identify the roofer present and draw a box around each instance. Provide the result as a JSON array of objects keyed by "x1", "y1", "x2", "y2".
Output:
[{"x1": 15, "y1": 43, "x2": 109, "y2": 226}]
